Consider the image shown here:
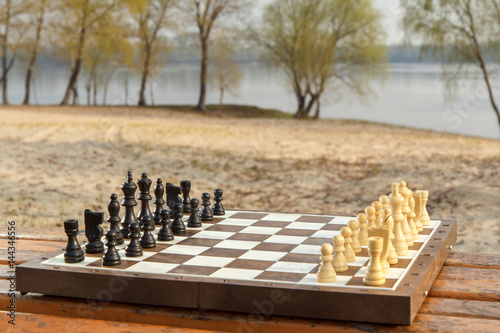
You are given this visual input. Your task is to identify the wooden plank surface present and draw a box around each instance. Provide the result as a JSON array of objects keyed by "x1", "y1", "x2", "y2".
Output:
[{"x1": 1, "y1": 229, "x2": 499, "y2": 332}]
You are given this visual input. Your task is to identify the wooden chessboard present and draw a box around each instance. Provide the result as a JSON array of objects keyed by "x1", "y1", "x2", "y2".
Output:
[{"x1": 16, "y1": 210, "x2": 457, "y2": 325}]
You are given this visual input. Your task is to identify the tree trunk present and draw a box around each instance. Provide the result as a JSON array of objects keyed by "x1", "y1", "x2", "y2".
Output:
[
  {"x1": 2, "y1": 0, "x2": 11, "y2": 105},
  {"x1": 23, "y1": 0, "x2": 45, "y2": 105},
  {"x1": 196, "y1": 39, "x2": 208, "y2": 111},
  {"x1": 219, "y1": 82, "x2": 224, "y2": 112},
  {"x1": 61, "y1": 26, "x2": 86, "y2": 106},
  {"x1": 138, "y1": 46, "x2": 151, "y2": 106},
  {"x1": 478, "y1": 60, "x2": 500, "y2": 129},
  {"x1": 124, "y1": 69, "x2": 129, "y2": 106},
  {"x1": 85, "y1": 77, "x2": 91, "y2": 105},
  {"x1": 293, "y1": 94, "x2": 307, "y2": 118},
  {"x1": 313, "y1": 98, "x2": 321, "y2": 119}
]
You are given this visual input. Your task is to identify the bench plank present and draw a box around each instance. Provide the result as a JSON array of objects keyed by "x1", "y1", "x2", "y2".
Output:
[{"x1": 445, "y1": 252, "x2": 500, "y2": 270}]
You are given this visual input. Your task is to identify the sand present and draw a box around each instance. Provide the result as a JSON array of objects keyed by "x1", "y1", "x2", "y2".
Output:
[{"x1": 1, "y1": 105, "x2": 499, "y2": 254}]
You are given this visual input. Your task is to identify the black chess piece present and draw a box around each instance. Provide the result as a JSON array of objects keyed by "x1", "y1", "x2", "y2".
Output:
[
  {"x1": 212, "y1": 188, "x2": 225, "y2": 216},
  {"x1": 125, "y1": 222, "x2": 143, "y2": 257},
  {"x1": 139, "y1": 215, "x2": 156, "y2": 248},
  {"x1": 107, "y1": 193, "x2": 124, "y2": 245},
  {"x1": 158, "y1": 209, "x2": 174, "y2": 241},
  {"x1": 121, "y1": 171, "x2": 138, "y2": 239},
  {"x1": 188, "y1": 198, "x2": 202, "y2": 228},
  {"x1": 171, "y1": 203, "x2": 186, "y2": 235},
  {"x1": 180, "y1": 180, "x2": 191, "y2": 213},
  {"x1": 165, "y1": 182, "x2": 182, "y2": 209},
  {"x1": 200, "y1": 192, "x2": 213, "y2": 222},
  {"x1": 137, "y1": 173, "x2": 153, "y2": 228},
  {"x1": 103, "y1": 230, "x2": 121, "y2": 266},
  {"x1": 152, "y1": 178, "x2": 165, "y2": 226},
  {"x1": 64, "y1": 219, "x2": 85, "y2": 263},
  {"x1": 84, "y1": 209, "x2": 104, "y2": 253}
]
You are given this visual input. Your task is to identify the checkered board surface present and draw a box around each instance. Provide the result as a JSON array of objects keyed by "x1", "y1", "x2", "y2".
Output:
[{"x1": 41, "y1": 210, "x2": 441, "y2": 291}]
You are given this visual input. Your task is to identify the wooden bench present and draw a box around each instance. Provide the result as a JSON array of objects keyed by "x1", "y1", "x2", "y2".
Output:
[{"x1": 1, "y1": 227, "x2": 499, "y2": 332}]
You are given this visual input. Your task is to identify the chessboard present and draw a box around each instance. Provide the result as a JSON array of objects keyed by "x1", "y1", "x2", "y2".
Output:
[{"x1": 16, "y1": 209, "x2": 457, "y2": 325}]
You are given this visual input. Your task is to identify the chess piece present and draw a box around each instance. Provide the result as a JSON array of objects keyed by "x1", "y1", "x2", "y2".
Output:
[
  {"x1": 379, "y1": 195, "x2": 390, "y2": 220},
  {"x1": 399, "y1": 181, "x2": 414, "y2": 247},
  {"x1": 152, "y1": 178, "x2": 165, "y2": 226},
  {"x1": 340, "y1": 227, "x2": 356, "y2": 262},
  {"x1": 368, "y1": 226, "x2": 390, "y2": 275},
  {"x1": 137, "y1": 173, "x2": 153, "y2": 228},
  {"x1": 382, "y1": 206, "x2": 398, "y2": 265},
  {"x1": 389, "y1": 182, "x2": 408, "y2": 256},
  {"x1": 158, "y1": 209, "x2": 174, "y2": 241},
  {"x1": 180, "y1": 180, "x2": 192, "y2": 213},
  {"x1": 413, "y1": 191, "x2": 424, "y2": 232},
  {"x1": 64, "y1": 219, "x2": 85, "y2": 263},
  {"x1": 139, "y1": 215, "x2": 156, "y2": 248},
  {"x1": 120, "y1": 171, "x2": 138, "y2": 239},
  {"x1": 165, "y1": 182, "x2": 182, "y2": 209},
  {"x1": 417, "y1": 190, "x2": 430, "y2": 226},
  {"x1": 365, "y1": 206, "x2": 376, "y2": 228},
  {"x1": 212, "y1": 188, "x2": 225, "y2": 216},
  {"x1": 357, "y1": 212, "x2": 368, "y2": 246},
  {"x1": 348, "y1": 219, "x2": 361, "y2": 253},
  {"x1": 317, "y1": 243, "x2": 336, "y2": 283},
  {"x1": 332, "y1": 235, "x2": 348, "y2": 273},
  {"x1": 363, "y1": 236, "x2": 386, "y2": 286},
  {"x1": 188, "y1": 198, "x2": 202, "y2": 228},
  {"x1": 103, "y1": 230, "x2": 121, "y2": 266},
  {"x1": 125, "y1": 222, "x2": 143, "y2": 257},
  {"x1": 200, "y1": 192, "x2": 214, "y2": 221},
  {"x1": 84, "y1": 209, "x2": 104, "y2": 253},
  {"x1": 171, "y1": 203, "x2": 186, "y2": 235},
  {"x1": 107, "y1": 194, "x2": 124, "y2": 245},
  {"x1": 372, "y1": 201, "x2": 382, "y2": 227},
  {"x1": 408, "y1": 190, "x2": 419, "y2": 240}
]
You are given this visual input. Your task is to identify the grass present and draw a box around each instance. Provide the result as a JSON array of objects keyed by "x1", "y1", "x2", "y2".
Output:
[{"x1": 148, "y1": 104, "x2": 293, "y2": 119}]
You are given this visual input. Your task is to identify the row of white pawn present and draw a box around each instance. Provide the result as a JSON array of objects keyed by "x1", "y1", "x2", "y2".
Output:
[{"x1": 317, "y1": 181, "x2": 430, "y2": 286}]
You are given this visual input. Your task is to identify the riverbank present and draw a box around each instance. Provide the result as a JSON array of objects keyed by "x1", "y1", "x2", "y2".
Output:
[{"x1": 1, "y1": 105, "x2": 499, "y2": 254}]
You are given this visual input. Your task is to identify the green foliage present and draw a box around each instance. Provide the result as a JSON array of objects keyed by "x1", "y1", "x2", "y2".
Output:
[{"x1": 259, "y1": 0, "x2": 386, "y2": 118}]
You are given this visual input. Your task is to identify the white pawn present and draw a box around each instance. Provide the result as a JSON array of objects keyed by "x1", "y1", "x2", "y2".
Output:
[
  {"x1": 399, "y1": 181, "x2": 414, "y2": 247},
  {"x1": 408, "y1": 190, "x2": 419, "y2": 240},
  {"x1": 317, "y1": 243, "x2": 336, "y2": 283},
  {"x1": 340, "y1": 227, "x2": 356, "y2": 262},
  {"x1": 332, "y1": 235, "x2": 348, "y2": 272},
  {"x1": 348, "y1": 219, "x2": 361, "y2": 254},
  {"x1": 363, "y1": 236, "x2": 386, "y2": 286},
  {"x1": 357, "y1": 213, "x2": 368, "y2": 246},
  {"x1": 372, "y1": 201, "x2": 382, "y2": 227},
  {"x1": 379, "y1": 194, "x2": 390, "y2": 221},
  {"x1": 417, "y1": 190, "x2": 430, "y2": 226},
  {"x1": 365, "y1": 206, "x2": 376, "y2": 228}
]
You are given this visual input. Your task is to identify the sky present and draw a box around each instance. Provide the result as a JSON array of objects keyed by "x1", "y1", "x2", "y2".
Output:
[{"x1": 257, "y1": 0, "x2": 404, "y2": 45}]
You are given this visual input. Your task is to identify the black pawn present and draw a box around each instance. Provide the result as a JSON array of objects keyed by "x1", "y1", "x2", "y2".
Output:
[
  {"x1": 152, "y1": 178, "x2": 165, "y2": 226},
  {"x1": 84, "y1": 209, "x2": 104, "y2": 253},
  {"x1": 171, "y1": 203, "x2": 186, "y2": 236},
  {"x1": 103, "y1": 230, "x2": 121, "y2": 266},
  {"x1": 200, "y1": 192, "x2": 213, "y2": 222},
  {"x1": 125, "y1": 222, "x2": 143, "y2": 257},
  {"x1": 121, "y1": 171, "x2": 138, "y2": 239},
  {"x1": 107, "y1": 193, "x2": 124, "y2": 245},
  {"x1": 180, "y1": 180, "x2": 191, "y2": 213},
  {"x1": 140, "y1": 215, "x2": 156, "y2": 248},
  {"x1": 188, "y1": 198, "x2": 202, "y2": 228},
  {"x1": 64, "y1": 219, "x2": 85, "y2": 263},
  {"x1": 212, "y1": 188, "x2": 225, "y2": 216},
  {"x1": 158, "y1": 209, "x2": 174, "y2": 241},
  {"x1": 137, "y1": 172, "x2": 153, "y2": 228}
]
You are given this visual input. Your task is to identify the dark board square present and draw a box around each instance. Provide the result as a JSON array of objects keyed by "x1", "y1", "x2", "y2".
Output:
[
  {"x1": 302, "y1": 237, "x2": 331, "y2": 245},
  {"x1": 295, "y1": 215, "x2": 334, "y2": 223},
  {"x1": 346, "y1": 277, "x2": 398, "y2": 288},
  {"x1": 176, "y1": 238, "x2": 223, "y2": 247},
  {"x1": 86, "y1": 259, "x2": 139, "y2": 270},
  {"x1": 225, "y1": 259, "x2": 274, "y2": 270},
  {"x1": 185, "y1": 229, "x2": 202, "y2": 237},
  {"x1": 144, "y1": 253, "x2": 194, "y2": 265},
  {"x1": 255, "y1": 271, "x2": 306, "y2": 283},
  {"x1": 212, "y1": 217, "x2": 225, "y2": 223},
  {"x1": 390, "y1": 258, "x2": 412, "y2": 269},
  {"x1": 310, "y1": 264, "x2": 320, "y2": 274},
  {"x1": 143, "y1": 244, "x2": 171, "y2": 252},
  {"x1": 276, "y1": 229, "x2": 314, "y2": 237},
  {"x1": 420, "y1": 228, "x2": 432, "y2": 235},
  {"x1": 169, "y1": 265, "x2": 220, "y2": 276},
  {"x1": 251, "y1": 220, "x2": 291, "y2": 228},
  {"x1": 320, "y1": 224, "x2": 343, "y2": 231},
  {"x1": 230, "y1": 212, "x2": 269, "y2": 219},
  {"x1": 200, "y1": 248, "x2": 247, "y2": 258},
  {"x1": 228, "y1": 233, "x2": 271, "y2": 242},
  {"x1": 336, "y1": 265, "x2": 363, "y2": 276},
  {"x1": 280, "y1": 253, "x2": 320, "y2": 264},
  {"x1": 408, "y1": 242, "x2": 423, "y2": 251},
  {"x1": 205, "y1": 225, "x2": 247, "y2": 233},
  {"x1": 253, "y1": 243, "x2": 297, "y2": 252},
  {"x1": 358, "y1": 248, "x2": 369, "y2": 257}
]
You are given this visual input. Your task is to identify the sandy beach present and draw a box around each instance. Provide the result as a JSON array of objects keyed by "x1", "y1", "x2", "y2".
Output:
[{"x1": 1, "y1": 105, "x2": 499, "y2": 254}]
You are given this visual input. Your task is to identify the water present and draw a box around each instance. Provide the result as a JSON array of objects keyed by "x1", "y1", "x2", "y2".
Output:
[{"x1": 5, "y1": 62, "x2": 500, "y2": 139}]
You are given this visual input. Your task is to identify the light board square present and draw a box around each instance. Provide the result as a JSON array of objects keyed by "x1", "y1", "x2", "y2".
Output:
[
  {"x1": 267, "y1": 261, "x2": 317, "y2": 274},
  {"x1": 191, "y1": 230, "x2": 235, "y2": 240},
  {"x1": 285, "y1": 222, "x2": 325, "y2": 230},
  {"x1": 183, "y1": 256, "x2": 235, "y2": 267},
  {"x1": 264, "y1": 235, "x2": 308, "y2": 245},
  {"x1": 214, "y1": 240, "x2": 260, "y2": 250},
  {"x1": 240, "y1": 226, "x2": 282, "y2": 235},
  {"x1": 161, "y1": 245, "x2": 210, "y2": 255},
  {"x1": 239, "y1": 250, "x2": 287, "y2": 261}
]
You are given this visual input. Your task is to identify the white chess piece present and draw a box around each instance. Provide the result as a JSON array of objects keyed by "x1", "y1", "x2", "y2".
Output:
[
  {"x1": 357, "y1": 213, "x2": 368, "y2": 246},
  {"x1": 365, "y1": 206, "x2": 376, "y2": 228},
  {"x1": 408, "y1": 189, "x2": 419, "y2": 240},
  {"x1": 372, "y1": 201, "x2": 382, "y2": 227},
  {"x1": 363, "y1": 236, "x2": 386, "y2": 286},
  {"x1": 417, "y1": 190, "x2": 430, "y2": 226},
  {"x1": 348, "y1": 219, "x2": 361, "y2": 254},
  {"x1": 332, "y1": 235, "x2": 348, "y2": 273},
  {"x1": 382, "y1": 206, "x2": 399, "y2": 265},
  {"x1": 389, "y1": 182, "x2": 408, "y2": 256},
  {"x1": 341, "y1": 227, "x2": 356, "y2": 262},
  {"x1": 317, "y1": 243, "x2": 336, "y2": 283},
  {"x1": 399, "y1": 181, "x2": 414, "y2": 247},
  {"x1": 413, "y1": 191, "x2": 424, "y2": 232}
]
